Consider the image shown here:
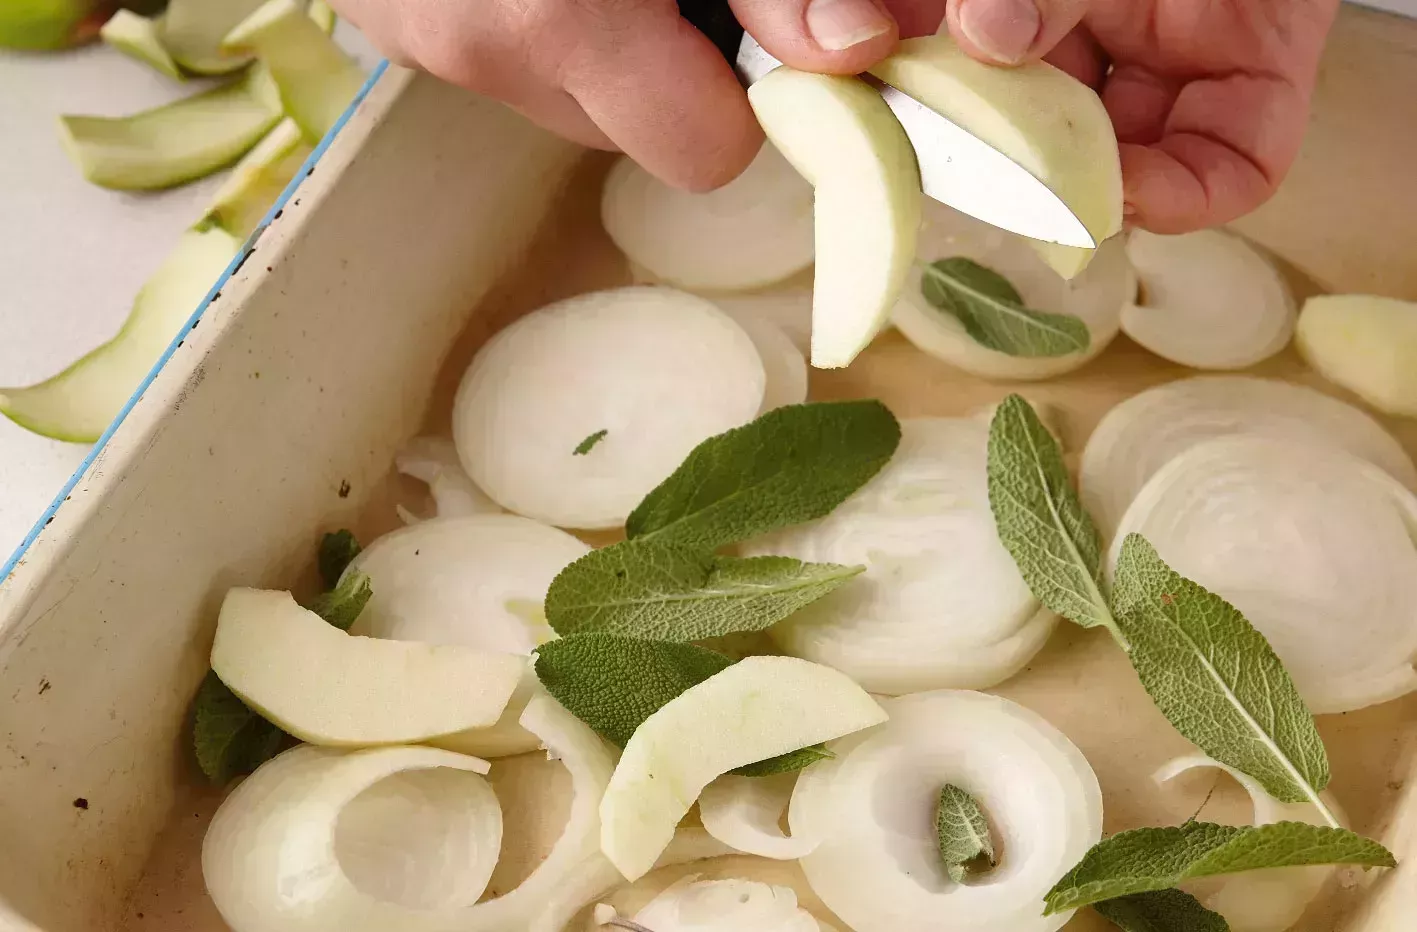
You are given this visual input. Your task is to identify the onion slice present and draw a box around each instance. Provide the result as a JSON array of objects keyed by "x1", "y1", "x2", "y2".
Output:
[
  {"x1": 203, "y1": 694, "x2": 621, "y2": 932},
  {"x1": 600, "y1": 144, "x2": 815, "y2": 292},
  {"x1": 1121, "y1": 229, "x2": 1296, "y2": 370},
  {"x1": 1108, "y1": 435, "x2": 1417, "y2": 713},
  {"x1": 698, "y1": 773, "x2": 824, "y2": 861},
  {"x1": 795, "y1": 689, "x2": 1103, "y2": 932},
  {"x1": 453, "y1": 286, "x2": 765, "y2": 529},
  {"x1": 750, "y1": 417, "x2": 1056, "y2": 694},
  {"x1": 1079, "y1": 375, "x2": 1417, "y2": 537},
  {"x1": 626, "y1": 876, "x2": 826, "y2": 932},
  {"x1": 349, "y1": 514, "x2": 591, "y2": 756},
  {"x1": 713, "y1": 278, "x2": 815, "y2": 354},
  {"x1": 1154, "y1": 754, "x2": 1345, "y2": 932},
  {"x1": 891, "y1": 203, "x2": 1133, "y2": 381},
  {"x1": 716, "y1": 307, "x2": 809, "y2": 413},
  {"x1": 394, "y1": 436, "x2": 501, "y2": 524}
]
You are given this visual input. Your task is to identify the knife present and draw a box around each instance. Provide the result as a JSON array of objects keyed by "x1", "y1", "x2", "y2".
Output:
[{"x1": 676, "y1": 0, "x2": 1096, "y2": 249}]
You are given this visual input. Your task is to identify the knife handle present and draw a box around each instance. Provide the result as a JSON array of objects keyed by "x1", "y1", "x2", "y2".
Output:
[{"x1": 676, "y1": 0, "x2": 744, "y2": 63}]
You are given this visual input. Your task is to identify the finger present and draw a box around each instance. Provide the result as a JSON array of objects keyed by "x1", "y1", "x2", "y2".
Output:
[
  {"x1": 1041, "y1": 26, "x2": 1106, "y2": 87},
  {"x1": 561, "y1": 2, "x2": 763, "y2": 191},
  {"x1": 1121, "y1": 73, "x2": 1309, "y2": 233},
  {"x1": 728, "y1": 0, "x2": 898, "y2": 73},
  {"x1": 506, "y1": 90, "x2": 620, "y2": 152},
  {"x1": 945, "y1": 0, "x2": 1089, "y2": 65},
  {"x1": 880, "y1": 0, "x2": 948, "y2": 38},
  {"x1": 1100, "y1": 65, "x2": 1179, "y2": 145}
]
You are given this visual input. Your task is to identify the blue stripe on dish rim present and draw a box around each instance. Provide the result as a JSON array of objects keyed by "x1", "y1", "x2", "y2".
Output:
[{"x1": 1, "y1": 60, "x2": 392, "y2": 587}]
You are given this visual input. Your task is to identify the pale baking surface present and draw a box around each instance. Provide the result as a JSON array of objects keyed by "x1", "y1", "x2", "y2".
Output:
[{"x1": 119, "y1": 5, "x2": 1417, "y2": 931}]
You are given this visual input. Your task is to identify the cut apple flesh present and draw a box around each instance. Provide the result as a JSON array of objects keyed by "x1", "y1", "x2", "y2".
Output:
[
  {"x1": 748, "y1": 68, "x2": 921, "y2": 369},
  {"x1": 201, "y1": 118, "x2": 311, "y2": 238},
  {"x1": 599, "y1": 655, "x2": 887, "y2": 881},
  {"x1": 1, "y1": 225, "x2": 238, "y2": 442},
  {"x1": 223, "y1": 0, "x2": 366, "y2": 143},
  {"x1": 210, "y1": 588, "x2": 526, "y2": 747},
  {"x1": 870, "y1": 36, "x2": 1122, "y2": 279},
  {"x1": 1297, "y1": 294, "x2": 1417, "y2": 418},
  {"x1": 58, "y1": 66, "x2": 282, "y2": 192},
  {"x1": 100, "y1": 10, "x2": 183, "y2": 80},
  {"x1": 161, "y1": 0, "x2": 266, "y2": 75}
]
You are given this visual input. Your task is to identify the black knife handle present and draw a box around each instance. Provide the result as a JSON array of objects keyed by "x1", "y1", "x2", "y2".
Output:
[{"x1": 676, "y1": 0, "x2": 744, "y2": 63}]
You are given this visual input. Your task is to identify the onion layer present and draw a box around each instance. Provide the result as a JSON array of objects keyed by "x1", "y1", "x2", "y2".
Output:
[
  {"x1": 891, "y1": 203, "x2": 1134, "y2": 381},
  {"x1": 349, "y1": 514, "x2": 591, "y2": 757},
  {"x1": 600, "y1": 144, "x2": 815, "y2": 292},
  {"x1": 394, "y1": 436, "x2": 500, "y2": 525},
  {"x1": 751, "y1": 418, "x2": 1056, "y2": 694},
  {"x1": 626, "y1": 877, "x2": 826, "y2": 932},
  {"x1": 1109, "y1": 435, "x2": 1417, "y2": 713},
  {"x1": 1154, "y1": 754, "x2": 1345, "y2": 932},
  {"x1": 716, "y1": 306, "x2": 809, "y2": 413},
  {"x1": 795, "y1": 689, "x2": 1103, "y2": 932},
  {"x1": 713, "y1": 278, "x2": 814, "y2": 354},
  {"x1": 1122, "y1": 229, "x2": 1296, "y2": 370},
  {"x1": 203, "y1": 694, "x2": 622, "y2": 932},
  {"x1": 1079, "y1": 375, "x2": 1417, "y2": 537},
  {"x1": 698, "y1": 773, "x2": 823, "y2": 860},
  {"x1": 453, "y1": 286, "x2": 765, "y2": 529}
]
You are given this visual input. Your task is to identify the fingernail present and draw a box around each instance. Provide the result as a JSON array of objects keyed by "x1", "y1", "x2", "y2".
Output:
[
  {"x1": 958, "y1": 0, "x2": 1041, "y2": 64},
  {"x1": 806, "y1": 0, "x2": 892, "y2": 52}
]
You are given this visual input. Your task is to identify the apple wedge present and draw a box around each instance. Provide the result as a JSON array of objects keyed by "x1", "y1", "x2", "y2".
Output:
[
  {"x1": 870, "y1": 36, "x2": 1121, "y2": 279},
  {"x1": 201, "y1": 118, "x2": 311, "y2": 238},
  {"x1": 100, "y1": 10, "x2": 184, "y2": 80},
  {"x1": 748, "y1": 68, "x2": 921, "y2": 369},
  {"x1": 1296, "y1": 294, "x2": 1417, "y2": 418},
  {"x1": 210, "y1": 588, "x2": 526, "y2": 747},
  {"x1": 599, "y1": 655, "x2": 887, "y2": 881}
]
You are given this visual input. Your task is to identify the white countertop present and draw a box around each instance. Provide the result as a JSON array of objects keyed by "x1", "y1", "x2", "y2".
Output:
[{"x1": 0, "y1": 23, "x2": 380, "y2": 558}]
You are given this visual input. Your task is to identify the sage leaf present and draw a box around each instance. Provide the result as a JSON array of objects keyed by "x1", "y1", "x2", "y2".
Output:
[
  {"x1": 1094, "y1": 889, "x2": 1230, "y2": 932},
  {"x1": 574, "y1": 429, "x2": 608, "y2": 455},
  {"x1": 304, "y1": 570, "x2": 372, "y2": 631},
  {"x1": 922, "y1": 258, "x2": 1089, "y2": 357},
  {"x1": 533, "y1": 633, "x2": 826, "y2": 775},
  {"x1": 545, "y1": 540, "x2": 863, "y2": 641},
  {"x1": 1044, "y1": 821, "x2": 1394, "y2": 913},
  {"x1": 987, "y1": 394, "x2": 1125, "y2": 646},
  {"x1": 317, "y1": 528, "x2": 361, "y2": 589},
  {"x1": 1112, "y1": 534, "x2": 1329, "y2": 807},
  {"x1": 936, "y1": 784, "x2": 995, "y2": 883},
  {"x1": 192, "y1": 671, "x2": 284, "y2": 784},
  {"x1": 626, "y1": 400, "x2": 901, "y2": 551}
]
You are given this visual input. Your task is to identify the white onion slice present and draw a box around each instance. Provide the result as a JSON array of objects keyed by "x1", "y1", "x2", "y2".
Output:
[
  {"x1": 349, "y1": 514, "x2": 591, "y2": 756},
  {"x1": 891, "y1": 202, "x2": 1133, "y2": 381},
  {"x1": 713, "y1": 280, "x2": 815, "y2": 354},
  {"x1": 600, "y1": 144, "x2": 815, "y2": 292},
  {"x1": 1154, "y1": 754, "x2": 1345, "y2": 932},
  {"x1": 584, "y1": 855, "x2": 843, "y2": 931},
  {"x1": 627, "y1": 877, "x2": 824, "y2": 932},
  {"x1": 1121, "y1": 228, "x2": 1296, "y2": 370},
  {"x1": 1079, "y1": 375, "x2": 1417, "y2": 537},
  {"x1": 203, "y1": 744, "x2": 497, "y2": 932},
  {"x1": 453, "y1": 286, "x2": 766, "y2": 529},
  {"x1": 203, "y1": 695, "x2": 621, "y2": 932},
  {"x1": 1108, "y1": 435, "x2": 1417, "y2": 713},
  {"x1": 795, "y1": 689, "x2": 1103, "y2": 932},
  {"x1": 716, "y1": 306, "x2": 809, "y2": 413},
  {"x1": 395, "y1": 436, "x2": 500, "y2": 524},
  {"x1": 749, "y1": 417, "x2": 1056, "y2": 694},
  {"x1": 698, "y1": 773, "x2": 823, "y2": 861}
]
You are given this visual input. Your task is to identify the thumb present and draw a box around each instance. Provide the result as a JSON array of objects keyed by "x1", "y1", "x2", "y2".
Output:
[
  {"x1": 944, "y1": 0, "x2": 1089, "y2": 65},
  {"x1": 727, "y1": 0, "x2": 899, "y2": 74}
]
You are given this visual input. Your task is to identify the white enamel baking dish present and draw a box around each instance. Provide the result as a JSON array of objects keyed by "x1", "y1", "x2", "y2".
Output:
[{"x1": 2, "y1": 5, "x2": 1416, "y2": 931}]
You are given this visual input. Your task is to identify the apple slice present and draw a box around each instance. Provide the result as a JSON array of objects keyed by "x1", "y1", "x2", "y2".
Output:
[
  {"x1": 1297, "y1": 294, "x2": 1417, "y2": 418},
  {"x1": 210, "y1": 588, "x2": 526, "y2": 747},
  {"x1": 100, "y1": 10, "x2": 184, "y2": 80},
  {"x1": 599, "y1": 655, "x2": 887, "y2": 881},
  {"x1": 201, "y1": 118, "x2": 311, "y2": 238},
  {"x1": 748, "y1": 68, "x2": 921, "y2": 369},
  {"x1": 870, "y1": 36, "x2": 1121, "y2": 279}
]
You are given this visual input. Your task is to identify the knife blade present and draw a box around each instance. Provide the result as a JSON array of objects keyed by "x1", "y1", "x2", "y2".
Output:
[{"x1": 678, "y1": 0, "x2": 1095, "y2": 249}]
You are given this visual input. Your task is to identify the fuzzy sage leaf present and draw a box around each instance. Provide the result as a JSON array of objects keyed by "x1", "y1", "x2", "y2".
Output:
[
  {"x1": 1112, "y1": 534, "x2": 1331, "y2": 809},
  {"x1": 317, "y1": 529, "x2": 361, "y2": 589},
  {"x1": 546, "y1": 540, "x2": 863, "y2": 641},
  {"x1": 922, "y1": 258, "x2": 1089, "y2": 357},
  {"x1": 1093, "y1": 889, "x2": 1230, "y2": 932},
  {"x1": 304, "y1": 570, "x2": 372, "y2": 631},
  {"x1": 192, "y1": 670, "x2": 285, "y2": 785},
  {"x1": 987, "y1": 394, "x2": 1125, "y2": 646},
  {"x1": 533, "y1": 633, "x2": 828, "y2": 775},
  {"x1": 626, "y1": 400, "x2": 901, "y2": 551},
  {"x1": 1044, "y1": 821, "x2": 1394, "y2": 913},
  {"x1": 936, "y1": 784, "x2": 995, "y2": 883}
]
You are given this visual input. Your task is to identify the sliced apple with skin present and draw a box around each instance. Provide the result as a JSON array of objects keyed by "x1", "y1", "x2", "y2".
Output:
[
  {"x1": 210, "y1": 588, "x2": 526, "y2": 747},
  {"x1": 100, "y1": 10, "x2": 184, "y2": 80},
  {"x1": 1296, "y1": 294, "x2": 1417, "y2": 418},
  {"x1": 748, "y1": 68, "x2": 921, "y2": 369},
  {"x1": 870, "y1": 36, "x2": 1122, "y2": 279},
  {"x1": 599, "y1": 655, "x2": 887, "y2": 882}
]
